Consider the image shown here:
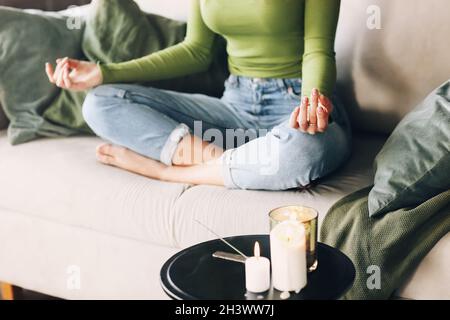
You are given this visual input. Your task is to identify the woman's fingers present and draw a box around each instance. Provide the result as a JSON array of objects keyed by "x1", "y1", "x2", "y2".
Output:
[
  {"x1": 63, "y1": 65, "x2": 72, "y2": 89},
  {"x1": 298, "y1": 96, "x2": 309, "y2": 132},
  {"x1": 56, "y1": 66, "x2": 67, "y2": 88},
  {"x1": 317, "y1": 105, "x2": 329, "y2": 132},
  {"x1": 319, "y1": 94, "x2": 333, "y2": 114},
  {"x1": 307, "y1": 88, "x2": 319, "y2": 134},
  {"x1": 58, "y1": 58, "x2": 80, "y2": 72},
  {"x1": 66, "y1": 58, "x2": 80, "y2": 69},
  {"x1": 289, "y1": 106, "x2": 300, "y2": 128},
  {"x1": 53, "y1": 57, "x2": 68, "y2": 80},
  {"x1": 54, "y1": 57, "x2": 69, "y2": 87},
  {"x1": 54, "y1": 64, "x2": 64, "y2": 87},
  {"x1": 45, "y1": 63, "x2": 55, "y2": 83},
  {"x1": 47, "y1": 57, "x2": 80, "y2": 89},
  {"x1": 286, "y1": 90, "x2": 332, "y2": 134}
]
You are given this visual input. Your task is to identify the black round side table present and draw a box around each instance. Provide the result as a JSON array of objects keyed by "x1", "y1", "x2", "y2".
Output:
[{"x1": 160, "y1": 235, "x2": 355, "y2": 300}]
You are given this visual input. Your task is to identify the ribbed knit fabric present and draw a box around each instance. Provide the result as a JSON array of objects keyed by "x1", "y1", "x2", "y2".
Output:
[{"x1": 321, "y1": 187, "x2": 450, "y2": 299}]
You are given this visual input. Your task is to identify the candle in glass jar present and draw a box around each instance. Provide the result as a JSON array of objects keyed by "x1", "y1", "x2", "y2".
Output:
[
  {"x1": 270, "y1": 220, "x2": 307, "y2": 292},
  {"x1": 245, "y1": 242, "x2": 271, "y2": 293}
]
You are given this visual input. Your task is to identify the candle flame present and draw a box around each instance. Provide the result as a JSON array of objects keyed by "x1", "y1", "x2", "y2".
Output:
[{"x1": 254, "y1": 241, "x2": 261, "y2": 258}]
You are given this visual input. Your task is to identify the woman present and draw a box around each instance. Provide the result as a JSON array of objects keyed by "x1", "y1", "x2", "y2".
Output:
[{"x1": 45, "y1": 0, "x2": 351, "y2": 190}]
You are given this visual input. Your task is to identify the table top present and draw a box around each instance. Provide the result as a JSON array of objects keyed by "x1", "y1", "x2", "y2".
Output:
[{"x1": 160, "y1": 235, "x2": 355, "y2": 300}]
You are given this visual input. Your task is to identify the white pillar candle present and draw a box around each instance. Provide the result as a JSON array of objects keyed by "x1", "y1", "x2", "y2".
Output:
[
  {"x1": 245, "y1": 242, "x2": 271, "y2": 293},
  {"x1": 270, "y1": 220, "x2": 307, "y2": 292}
]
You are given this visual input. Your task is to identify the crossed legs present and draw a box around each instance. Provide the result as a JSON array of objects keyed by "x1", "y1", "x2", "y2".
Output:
[
  {"x1": 95, "y1": 134, "x2": 226, "y2": 186},
  {"x1": 82, "y1": 84, "x2": 351, "y2": 190}
]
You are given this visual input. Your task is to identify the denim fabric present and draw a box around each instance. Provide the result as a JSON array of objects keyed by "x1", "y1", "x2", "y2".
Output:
[{"x1": 82, "y1": 75, "x2": 351, "y2": 190}]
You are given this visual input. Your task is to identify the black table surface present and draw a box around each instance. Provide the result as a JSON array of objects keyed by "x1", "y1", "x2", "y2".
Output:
[{"x1": 160, "y1": 235, "x2": 355, "y2": 300}]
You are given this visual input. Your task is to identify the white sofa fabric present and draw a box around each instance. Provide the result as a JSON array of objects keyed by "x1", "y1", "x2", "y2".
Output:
[
  {"x1": 0, "y1": 0, "x2": 449, "y2": 299},
  {"x1": 0, "y1": 131, "x2": 449, "y2": 299},
  {"x1": 335, "y1": 0, "x2": 450, "y2": 134},
  {"x1": 0, "y1": 132, "x2": 383, "y2": 248}
]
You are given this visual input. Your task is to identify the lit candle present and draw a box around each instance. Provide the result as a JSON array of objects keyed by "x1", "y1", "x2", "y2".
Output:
[
  {"x1": 245, "y1": 242, "x2": 271, "y2": 293},
  {"x1": 270, "y1": 220, "x2": 307, "y2": 292}
]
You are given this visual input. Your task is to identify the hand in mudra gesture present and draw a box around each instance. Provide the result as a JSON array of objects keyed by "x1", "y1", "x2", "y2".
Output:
[
  {"x1": 45, "y1": 57, "x2": 103, "y2": 92},
  {"x1": 289, "y1": 88, "x2": 334, "y2": 134}
]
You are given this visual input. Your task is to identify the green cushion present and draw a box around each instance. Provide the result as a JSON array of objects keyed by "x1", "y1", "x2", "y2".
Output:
[
  {"x1": 0, "y1": 7, "x2": 86, "y2": 145},
  {"x1": 369, "y1": 81, "x2": 450, "y2": 216}
]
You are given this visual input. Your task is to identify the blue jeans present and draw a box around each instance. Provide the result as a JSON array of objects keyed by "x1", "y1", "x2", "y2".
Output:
[{"x1": 82, "y1": 75, "x2": 351, "y2": 190}]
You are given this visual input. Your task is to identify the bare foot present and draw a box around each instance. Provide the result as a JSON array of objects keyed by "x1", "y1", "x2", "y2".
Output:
[{"x1": 96, "y1": 144, "x2": 167, "y2": 179}]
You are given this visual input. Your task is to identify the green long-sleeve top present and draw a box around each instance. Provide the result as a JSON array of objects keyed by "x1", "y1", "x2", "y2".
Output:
[{"x1": 100, "y1": 0, "x2": 340, "y2": 97}]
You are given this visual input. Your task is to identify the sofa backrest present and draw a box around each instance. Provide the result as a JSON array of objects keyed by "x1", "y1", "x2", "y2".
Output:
[
  {"x1": 0, "y1": 0, "x2": 90, "y2": 10},
  {"x1": 336, "y1": 0, "x2": 450, "y2": 134},
  {"x1": 135, "y1": 0, "x2": 188, "y2": 21}
]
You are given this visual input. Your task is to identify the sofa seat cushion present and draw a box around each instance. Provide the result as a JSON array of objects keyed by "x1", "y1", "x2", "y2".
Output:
[
  {"x1": 1, "y1": 130, "x2": 449, "y2": 299},
  {"x1": 172, "y1": 133, "x2": 386, "y2": 248},
  {"x1": 0, "y1": 130, "x2": 385, "y2": 248},
  {"x1": 0, "y1": 131, "x2": 190, "y2": 247}
]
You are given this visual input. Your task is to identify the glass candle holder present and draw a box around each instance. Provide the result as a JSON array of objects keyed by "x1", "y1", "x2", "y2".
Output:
[{"x1": 269, "y1": 206, "x2": 318, "y2": 272}]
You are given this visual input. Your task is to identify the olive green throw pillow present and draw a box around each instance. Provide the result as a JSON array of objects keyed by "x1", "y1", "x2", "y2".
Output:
[
  {"x1": 0, "y1": 7, "x2": 86, "y2": 145},
  {"x1": 369, "y1": 81, "x2": 450, "y2": 217}
]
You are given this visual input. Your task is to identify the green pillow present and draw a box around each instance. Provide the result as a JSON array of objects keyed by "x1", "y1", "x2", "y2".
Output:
[
  {"x1": 0, "y1": 7, "x2": 86, "y2": 145},
  {"x1": 369, "y1": 81, "x2": 450, "y2": 216}
]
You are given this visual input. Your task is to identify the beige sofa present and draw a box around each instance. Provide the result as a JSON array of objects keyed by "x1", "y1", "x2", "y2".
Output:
[{"x1": 0, "y1": 0, "x2": 449, "y2": 300}]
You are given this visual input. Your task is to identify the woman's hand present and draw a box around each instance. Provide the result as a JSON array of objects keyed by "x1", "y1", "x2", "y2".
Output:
[
  {"x1": 45, "y1": 57, "x2": 103, "y2": 91},
  {"x1": 289, "y1": 88, "x2": 333, "y2": 134}
]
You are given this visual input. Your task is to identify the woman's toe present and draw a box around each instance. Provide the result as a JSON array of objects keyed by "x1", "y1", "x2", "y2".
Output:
[
  {"x1": 96, "y1": 153, "x2": 114, "y2": 165},
  {"x1": 96, "y1": 143, "x2": 133, "y2": 167},
  {"x1": 96, "y1": 144, "x2": 118, "y2": 165},
  {"x1": 96, "y1": 143, "x2": 114, "y2": 156}
]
